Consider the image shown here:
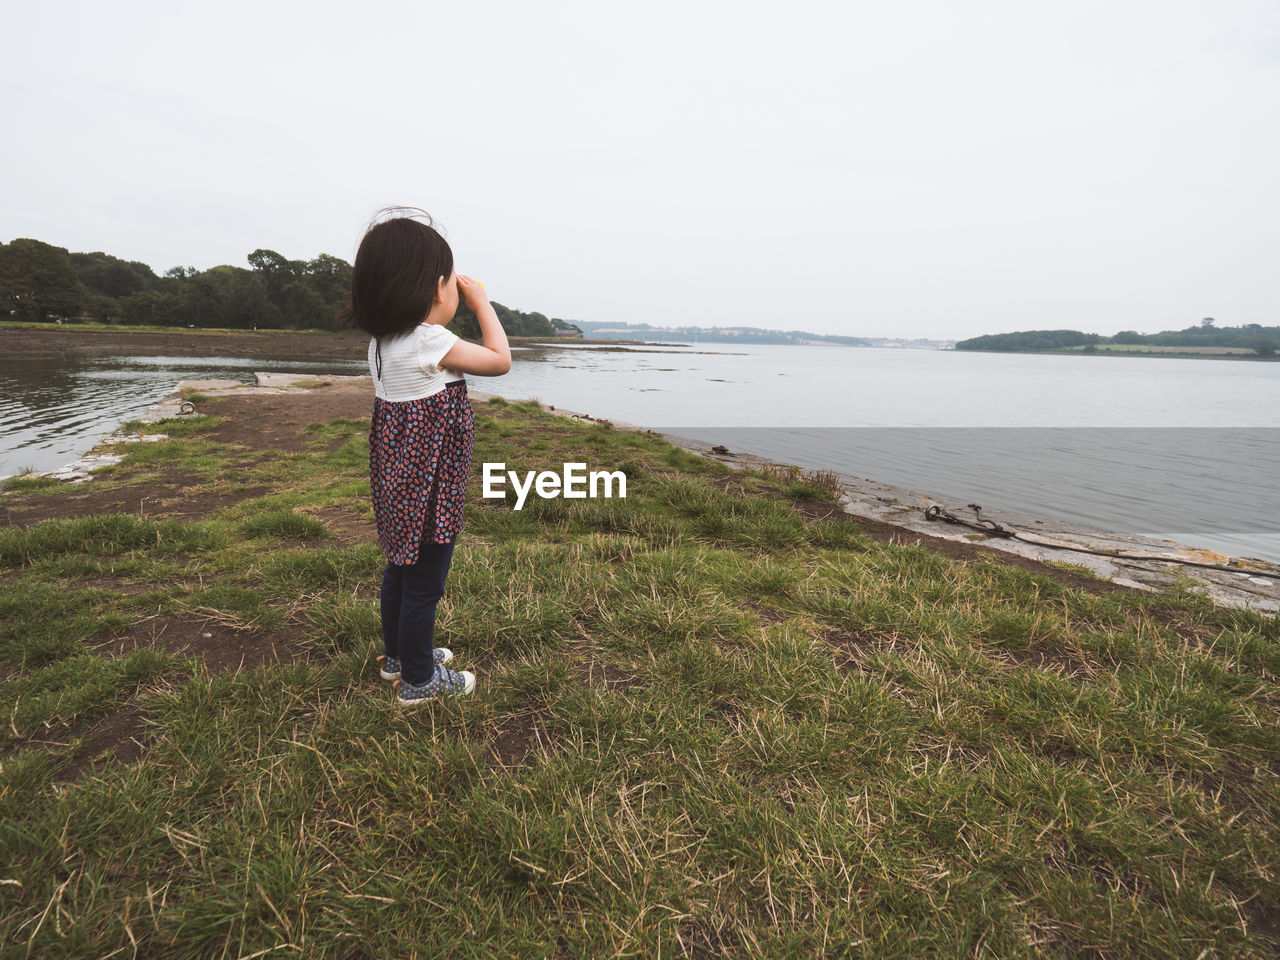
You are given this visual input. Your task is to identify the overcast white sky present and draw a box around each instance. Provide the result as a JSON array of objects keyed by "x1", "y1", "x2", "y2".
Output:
[{"x1": 4, "y1": 1, "x2": 1278, "y2": 339}]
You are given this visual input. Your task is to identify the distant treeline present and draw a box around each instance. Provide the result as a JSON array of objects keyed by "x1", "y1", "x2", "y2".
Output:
[
  {"x1": 574, "y1": 320, "x2": 880, "y2": 346},
  {"x1": 956, "y1": 320, "x2": 1280, "y2": 356},
  {"x1": 0, "y1": 237, "x2": 582, "y2": 338}
]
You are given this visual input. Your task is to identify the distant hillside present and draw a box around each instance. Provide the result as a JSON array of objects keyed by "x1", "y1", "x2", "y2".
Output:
[
  {"x1": 574, "y1": 320, "x2": 952, "y2": 349},
  {"x1": 956, "y1": 321, "x2": 1279, "y2": 356}
]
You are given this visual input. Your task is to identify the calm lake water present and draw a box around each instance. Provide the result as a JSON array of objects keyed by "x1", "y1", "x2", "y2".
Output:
[{"x1": 2, "y1": 342, "x2": 1277, "y2": 562}]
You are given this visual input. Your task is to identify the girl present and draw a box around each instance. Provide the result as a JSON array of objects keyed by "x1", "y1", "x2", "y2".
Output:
[{"x1": 341, "y1": 209, "x2": 511, "y2": 706}]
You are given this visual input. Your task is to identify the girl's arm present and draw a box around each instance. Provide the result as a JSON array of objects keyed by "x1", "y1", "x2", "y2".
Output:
[{"x1": 439, "y1": 275, "x2": 512, "y2": 376}]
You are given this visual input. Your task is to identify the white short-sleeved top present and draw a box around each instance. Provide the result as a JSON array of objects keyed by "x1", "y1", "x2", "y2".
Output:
[{"x1": 368, "y1": 323, "x2": 463, "y2": 401}]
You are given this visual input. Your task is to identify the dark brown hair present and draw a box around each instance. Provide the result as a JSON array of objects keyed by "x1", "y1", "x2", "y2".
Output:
[{"x1": 339, "y1": 207, "x2": 454, "y2": 338}]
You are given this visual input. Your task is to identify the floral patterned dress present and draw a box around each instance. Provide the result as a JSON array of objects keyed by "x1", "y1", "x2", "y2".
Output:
[{"x1": 369, "y1": 380, "x2": 475, "y2": 565}]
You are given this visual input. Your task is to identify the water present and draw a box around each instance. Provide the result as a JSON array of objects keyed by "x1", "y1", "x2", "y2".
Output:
[
  {"x1": 495, "y1": 343, "x2": 1280, "y2": 562},
  {"x1": 0, "y1": 354, "x2": 365, "y2": 476},
  {"x1": 500, "y1": 342, "x2": 1279, "y2": 427},
  {"x1": 2, "y1": 342, "x2": 1277, "y2": 562}
]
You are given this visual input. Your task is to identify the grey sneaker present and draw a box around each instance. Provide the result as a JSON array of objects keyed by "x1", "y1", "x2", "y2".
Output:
[
  {"x1": 394, "y1": 663, "x2": 476, "y2": 705},
  {"x1": 378, "y1": 650, "x2": 452, "y2": 680}
]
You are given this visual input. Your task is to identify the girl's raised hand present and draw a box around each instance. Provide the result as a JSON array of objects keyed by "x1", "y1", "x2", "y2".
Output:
[{"x1": 456, "y1": 273, "x2": 487, "y2": 308}]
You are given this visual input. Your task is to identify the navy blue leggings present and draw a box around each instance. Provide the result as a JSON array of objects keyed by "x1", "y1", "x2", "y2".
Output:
[{"x1": 381, "y1": 540, "x2": 456, "y2": 685}]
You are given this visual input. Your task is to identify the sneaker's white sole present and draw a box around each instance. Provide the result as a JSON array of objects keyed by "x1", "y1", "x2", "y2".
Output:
[
  {"x1": 380, "y1": 648, "x2": 452, "y2": 680},
  {"x1": 395, "y1": 670, "x2": 476, "y2": 707}
]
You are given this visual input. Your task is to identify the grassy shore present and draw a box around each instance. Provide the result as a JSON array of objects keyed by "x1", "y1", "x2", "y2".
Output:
[{"x1": 1, "y1": 385, "x2": 1278, "y2": 957}]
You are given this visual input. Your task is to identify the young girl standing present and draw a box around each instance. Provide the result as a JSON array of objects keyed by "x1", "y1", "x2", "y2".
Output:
[{"x1": 341, "y1": 209, "x2": 511, "y2": 706}]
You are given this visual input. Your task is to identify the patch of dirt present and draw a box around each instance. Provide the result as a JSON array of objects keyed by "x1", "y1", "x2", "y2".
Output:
[
  {"x1": 200, "y1": 385, "x2": 371, "y2": 453},
  {"x1": 488, "y1": 723, "x2": 540, "y2": 767},
  {"x1": 68, "y1": 577, "x2": 158, "y2": 597},
  {"x1": 1138, "y1": 604, "x2": 1218, "y2": 642},
  {"x1": 55, "y1": 704, "x2": 149, "y2": 783},
  {"x1": 477, "y1": 713, "x2": 556, "y2": 769},
  {"x1": 741, "y1": 601, "x2": 788, "y2": 626},
  {"x1": 1242, "y1": 901, "x2": 1280, "y2": 952},
  {"x1": 709, "y1": 474, "x2": 758, "y2": 497},
  {"x1": 791, "y1": 497, "x2": 1137, "y2": 599},
  {"x1": 575, "y1": 657, "x2": 641, "y2": 692},
  {"x1": 218, "y1": 453, "x2": 282, "y2": 473},
  {"x1": 565, "y1": 619, "x2": 642, "y2": 692},
  {"x1": 0, "y1": 478, "x2": 270, "y2": 525},
  {"x1": 93, "y1": 614, "x2": 307, "y2": 674},
  {"x1": 312, "y1": 505, "x2": 377, "y2": 547},
  {"x1": 990, "y1": 642, "x2": 1092, "y2": 677},
  {"x1": 817, "y1": 625, "x2": 908, "y2": 674},
  {"x1": 1033, "y1": 738, "x2": 1089, "y2": 766}
]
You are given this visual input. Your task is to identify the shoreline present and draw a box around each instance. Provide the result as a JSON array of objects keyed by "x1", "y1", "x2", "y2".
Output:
[{"x1": 16, "y1": 371, "x2": 1275, "y2": 615}]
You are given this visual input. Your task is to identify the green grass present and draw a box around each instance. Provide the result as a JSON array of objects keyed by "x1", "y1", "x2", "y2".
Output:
[
  {"x1": 0, "y1": 396, "x2": 1277, "y2": 957},
  {"x1": 0, "y1": 474, "x2": 60, "y2": 493}
]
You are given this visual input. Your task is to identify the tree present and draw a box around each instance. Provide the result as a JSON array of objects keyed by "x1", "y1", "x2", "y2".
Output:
[
  {"x1": 1201, "y1": 317, "x2": 1216, "y2": 328},
  {"x1": 120, "y1": 289, "x2": 182, "y2": 326},
  {"x1": 196, "y1": 265, "x2": 283, "y2": 329},
  {"x1": 247, "y1": 248, "x2": 293, "y2": 275},
  {"x1": 248, "y1": 248, "x2": 301, "y2": 310},
  {"x1": 70, "y1": 251, "x2": 157, "y2": 298},
  {"x1": 281, "y1": 281, "x2": 331, "y2": 329},
  {"x1": 524, "y1": 311, "x2": 556, "y2": 336},
  {"x1": 83, "y1": 292, "x2": 125, "y2": 323},
  {"x1": 0, "y1": 239, "x2": 83, "y2": 321},
  {"x1": 448, "y1": 302, "x2": 481, "y2": 340},
  {"x1": 303, "y1": 254, "x2": 351, "y2": 305},
  {"x1": 954, "y1": 329, "x2": 1102, "y2": 351}
]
